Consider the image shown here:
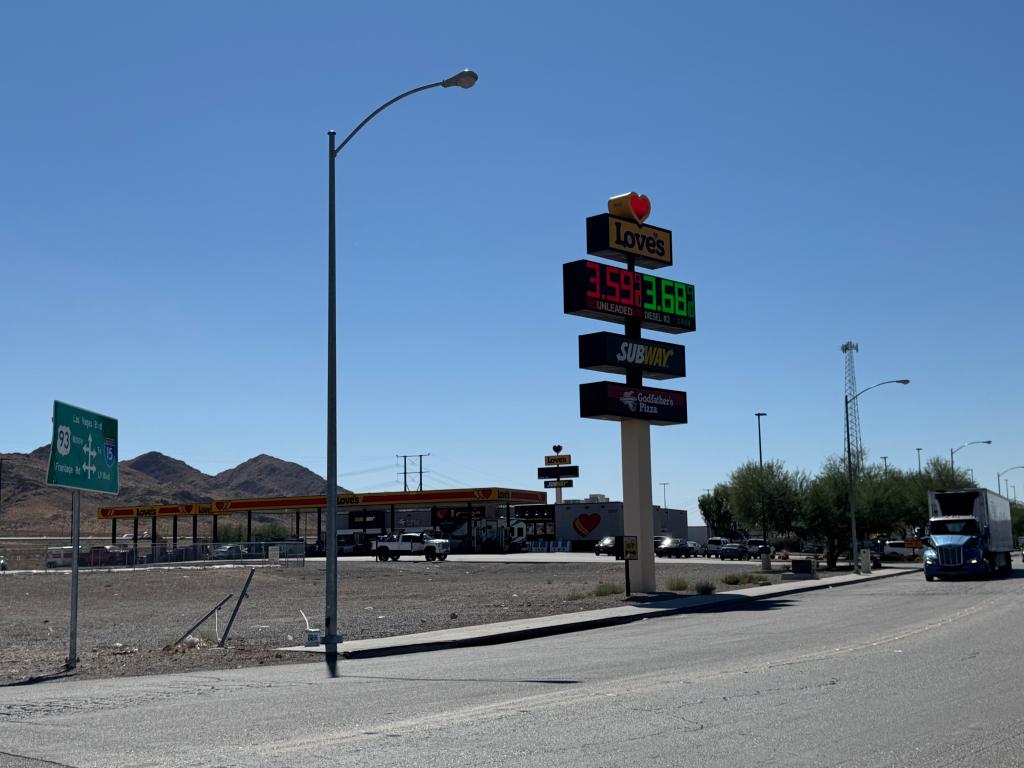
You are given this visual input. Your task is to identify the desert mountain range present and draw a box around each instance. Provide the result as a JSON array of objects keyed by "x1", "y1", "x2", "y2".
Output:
[{"x1": 0, "y1": 447, "x2": 346, "y2": 536}]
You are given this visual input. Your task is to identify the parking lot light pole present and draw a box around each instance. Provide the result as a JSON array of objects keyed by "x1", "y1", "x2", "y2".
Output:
[
  {"x1": 846, "y1": 379, "x2": 909, "y2": 573},
  {"x1": 324, "y1": 70, "x2": 478, "y2": 675}
]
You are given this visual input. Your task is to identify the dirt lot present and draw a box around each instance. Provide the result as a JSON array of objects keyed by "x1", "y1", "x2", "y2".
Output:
[{"x1": 0, "y1": 558, "x2": 792, "y2": 684}]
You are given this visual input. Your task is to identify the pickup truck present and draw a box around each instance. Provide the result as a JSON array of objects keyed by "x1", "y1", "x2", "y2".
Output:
[{"x1": 372, "y1": 532, "x2": 450, "y2": 562}]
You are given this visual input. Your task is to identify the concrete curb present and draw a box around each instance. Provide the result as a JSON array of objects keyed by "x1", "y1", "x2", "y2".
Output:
[{"x1": 281, "y1": 565, "x2": 921, "y2": 660}]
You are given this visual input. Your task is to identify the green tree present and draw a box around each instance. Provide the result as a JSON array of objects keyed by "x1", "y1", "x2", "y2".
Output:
[
  {"x1": 1011, "y1": 502, "x2": 1024, "y2": 542},
  {"x1": 727, "y1": 460, "x2": 800, "y2": 539},
  {"x1": 793, "y1": 457, "x2": 849, "y2": 569},
  {"x1": 698, "y1": 483, "x2": 735, "y2": 537}
]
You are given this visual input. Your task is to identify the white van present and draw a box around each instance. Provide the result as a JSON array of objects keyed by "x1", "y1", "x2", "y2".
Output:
[{"x1": 704, "y1": 537, "x2": 731, "y2": 557}]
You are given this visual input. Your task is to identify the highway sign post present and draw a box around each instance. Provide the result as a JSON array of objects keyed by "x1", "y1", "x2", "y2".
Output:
[
  {"x1": 46, "y1": 401, "x2": 119, "y2": 670},
  {"x1": 46, "y1": 401, "x2": 119, "y2": 495}
]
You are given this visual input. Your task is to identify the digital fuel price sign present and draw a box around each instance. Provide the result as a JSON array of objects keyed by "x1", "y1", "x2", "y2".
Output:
[{"x1": 563, "y1": 260, "x2": 695, "y2": 333}]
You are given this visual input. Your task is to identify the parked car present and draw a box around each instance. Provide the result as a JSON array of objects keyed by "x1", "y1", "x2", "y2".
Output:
[
  {"x1": 719, "y1": 543, "x2": 752, "y2": 560},
  {"x1": 594, "y1": 536, "x2": 616, "y2": 556},
  {"x1": 746, "y1": 538, "x2": 774, "y2": 558},
  {"x1": 654, "y1": 535, "x2": 670, "y2": 549},
  {"x1": 656, "y1": 538, "x2": 684, "y2": 557},
  {"x1": 704, "y1": 537, "x2": 731, "y2": 557},
  {"x1": 656, "y1": 538, "x2": 700, "y2": 558},
  {"x1": 212, "y1": 545, "x2": 247, "y2": 560}
]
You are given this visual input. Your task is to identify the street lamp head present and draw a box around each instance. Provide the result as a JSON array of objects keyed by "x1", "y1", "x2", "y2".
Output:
[
  {"x1": 442, "y1": 69, "x2": 479, "y2": 89},
  {"x1": 896, "y1": 379, "x2": 910, "y2": 385},
  {"x1": 755, "y1": 412, "x2": 767, "y2": 417}
]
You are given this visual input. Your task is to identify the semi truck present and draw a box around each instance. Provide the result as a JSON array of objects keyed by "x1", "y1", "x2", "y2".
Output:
[{"x1": 923, "y1": 488, "x2": 1013, "y2": 581}]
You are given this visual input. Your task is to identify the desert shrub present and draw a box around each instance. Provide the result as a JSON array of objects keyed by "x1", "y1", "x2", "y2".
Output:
[
  {"x1": 695, "y1": 580, "x2": 716, "y2": 595},
  {"x1": 593, "y1": 582, "x2": 624, "y2": 597},
  {"x1": 667, "y1": 576, "x2": 689, "y2": 592}
]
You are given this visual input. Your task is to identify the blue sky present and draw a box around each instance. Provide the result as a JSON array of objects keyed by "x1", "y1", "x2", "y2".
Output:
[{"x1": 2, "y1": 1, "x2": 1023, "y2": 517}]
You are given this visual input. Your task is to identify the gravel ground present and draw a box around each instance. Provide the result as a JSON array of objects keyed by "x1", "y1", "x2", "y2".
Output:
[{"x1": 0, "y1": 559, "x2": 791, "y2": 684}]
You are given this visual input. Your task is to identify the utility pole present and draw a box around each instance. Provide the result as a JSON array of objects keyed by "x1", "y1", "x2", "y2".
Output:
[
  {"x1": 916, "y1": 448, "x2": 922, "y2": 473},
  {"x1": 881, "y1": 456, "x2": 888, "y2": 475},
  {"x1": 397, "y1": 453, "x2": 430, "y2": 491}
]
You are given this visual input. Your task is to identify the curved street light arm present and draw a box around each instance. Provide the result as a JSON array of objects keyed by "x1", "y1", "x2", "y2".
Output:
[
  {"x1": 996, "y1": 465, "x2": 1024, "y2": 494},
  {"x1": 334, "y1": 81, "x2": 445, "y2": 157},
  {"x1": 952, "y1": 439, "x2": 992, "y2": 457},
  {"x1": 852, "y1": 379, "x2": 911, "y2": 402}
]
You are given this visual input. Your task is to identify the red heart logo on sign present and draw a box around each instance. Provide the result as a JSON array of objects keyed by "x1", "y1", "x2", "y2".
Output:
[
  {"x1": 629, "y1": 193, "x2": 651, "y2": 224},
  {"x1": 608, "y1": 192, "x2": 652, "y2": 225},
  {"x1": 572, "y1": 513, "x2": 601, "y2": 537}
]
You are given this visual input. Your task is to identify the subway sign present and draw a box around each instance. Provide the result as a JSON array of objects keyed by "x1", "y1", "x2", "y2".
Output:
[
  {"x1": 578, "y1": 332, "x2": 685, "y2": 380},
  {"x1": 563, "y1": 260, "x2": 695, "y2": 333},
  {"x1": 586, "y1": 214, "x2": 673, "y2": 269},
  {"x1": 579, "y1": 381, "x2": 687, "y2": 425}
]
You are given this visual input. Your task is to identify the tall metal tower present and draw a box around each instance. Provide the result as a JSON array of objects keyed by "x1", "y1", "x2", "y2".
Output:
[{"x1": 841, "y1": 341, "x2": 864, "y2": 468}]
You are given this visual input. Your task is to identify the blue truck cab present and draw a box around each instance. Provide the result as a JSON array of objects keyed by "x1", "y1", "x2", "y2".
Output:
[{"x1": 923, "y1": 489, "x2": 1013, "y2": 581}]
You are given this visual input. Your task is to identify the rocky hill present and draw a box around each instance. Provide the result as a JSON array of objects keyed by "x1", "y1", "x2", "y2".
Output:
[{"x1": 0, "y1": 447, "x2": 344, "y2": 537}]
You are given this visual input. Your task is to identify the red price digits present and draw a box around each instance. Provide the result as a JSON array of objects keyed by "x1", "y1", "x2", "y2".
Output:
[
  {"x1": 585, "y1": 261, "x2": 600, "y2": 300},
  {"x1": 620, "y1": 268, "x2": 638, "y2": 307},
  {"x1": 605, "y1": 264, "x2": 621, "y2": 303}
]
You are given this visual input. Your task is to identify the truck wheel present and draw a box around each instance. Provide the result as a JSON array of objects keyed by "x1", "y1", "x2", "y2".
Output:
[
  {"x1": 437, "y1": 554, "x2": 448, "y2": 561},
  {"x1": 925, "y1": 575, "x2": 934, "y2": 582},
  {"x1": 376, "y1": 548, "x2": 389, "y2": 562},
  {"x1": 425, "y1": 550, "x2": 436, "y2": 561}
]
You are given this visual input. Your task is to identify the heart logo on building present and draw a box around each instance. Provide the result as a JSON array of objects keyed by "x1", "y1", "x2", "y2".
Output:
[{"x1": 573, "y1": 513, "x2": 601, "y2": 536}]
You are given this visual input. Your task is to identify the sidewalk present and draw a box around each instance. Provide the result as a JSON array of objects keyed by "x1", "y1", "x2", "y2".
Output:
[{"x1": 281, "y1": 563, "x2": 921, "y2": 660}]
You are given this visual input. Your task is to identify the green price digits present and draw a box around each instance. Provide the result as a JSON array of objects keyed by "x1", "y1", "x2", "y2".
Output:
[{"x1": 642, "y1": 274, "x2": 693, "y2": 318}]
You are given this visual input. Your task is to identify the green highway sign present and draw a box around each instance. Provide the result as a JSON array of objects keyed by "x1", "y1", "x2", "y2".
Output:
[{"x1": 46, "y1": 401, "x2": 119, "y2": 495}]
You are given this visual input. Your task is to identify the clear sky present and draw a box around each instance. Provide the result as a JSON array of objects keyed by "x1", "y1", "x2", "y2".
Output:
[{"x1": 2, "y1": 1, "x2": 1023, "y2": 518}]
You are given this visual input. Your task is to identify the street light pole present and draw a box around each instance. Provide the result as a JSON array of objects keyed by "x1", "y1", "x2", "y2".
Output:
[
  {"x1": 755, "y1": 412, "x2": 769, "y2": 570},
  {"x1": 949, "y1": 440, "x2": 992, "y2": 473},
  {"x1": 881, "y1": 456, "x2": 888, "y2": 475},
  {"x1": 846, "y1": 379, "x2": 910, "y2": 572},
  {"x1": 997, "y1": 466, "x2": 1024, "y2": 498},
  {"x1": 323, "y1": 69, "x2": 478, "y2": 675},
  {"x1": 916, "y1": 448, "x2": 922, "y2": 473},
  {"x1": 755, "y1": 412, "x2": 767, "y2": 544},
  {"x1": 659, "y1": 482, "x2": 669, "y2": 510}
]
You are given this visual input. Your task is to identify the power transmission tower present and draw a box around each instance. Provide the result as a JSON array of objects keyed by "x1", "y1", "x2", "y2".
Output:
[
  {"x1": 396, "y1": 453, "x2": 430, "y2": 491},
  {"x1": 841, "y1": 341, "x2": 864, "y2": 469}
]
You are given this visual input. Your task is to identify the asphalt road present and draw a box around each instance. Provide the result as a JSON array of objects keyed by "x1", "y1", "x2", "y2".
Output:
[{"x1": 2, "y1": 566, "x2": 1022, "y2": 768}]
